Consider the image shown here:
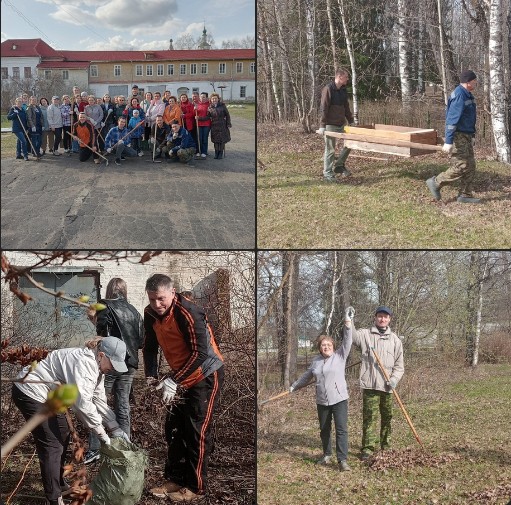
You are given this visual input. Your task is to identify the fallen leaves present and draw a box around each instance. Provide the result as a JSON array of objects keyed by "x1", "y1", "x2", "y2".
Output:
[{"x1": 366, "y1": 447, "x2": 461, "y2": 471}]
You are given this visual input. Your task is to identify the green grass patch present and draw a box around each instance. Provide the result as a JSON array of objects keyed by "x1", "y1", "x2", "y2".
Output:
[
  {"x1": 258, "y1": 124, "x2": 511, "y2": 248},
  {"x1": 227, "y1": 103, "x2": 254, "y2": 121},
  {"x1": 258, "y1": 364, "x2": 511, "y2": 505}
]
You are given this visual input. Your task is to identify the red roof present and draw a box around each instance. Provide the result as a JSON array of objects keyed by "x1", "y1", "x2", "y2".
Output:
[
  {"x1": 37, "y1": 61, "x2": 90, "y2": 69},
  {"x1": 61, "y1": 49, "x2": 254, "y2": 62},
  {"x1": 1, "y1": 39, "x2": 63, "y2": 59}
]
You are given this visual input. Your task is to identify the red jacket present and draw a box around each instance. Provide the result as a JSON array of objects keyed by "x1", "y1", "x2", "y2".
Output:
[
  {"x1": 196, "y1": 101, "x2": 211, "y2": 127},
  {"x1": 180, "y1": 99, "x2": 195, "y2": 131}
]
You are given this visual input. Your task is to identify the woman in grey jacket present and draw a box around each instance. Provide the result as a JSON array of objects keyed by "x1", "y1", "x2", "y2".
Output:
[{"x1": 290, "y1": 308, "x2": 354, "y2": 471}]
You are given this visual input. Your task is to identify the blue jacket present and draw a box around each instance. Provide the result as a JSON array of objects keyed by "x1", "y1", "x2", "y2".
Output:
[
  {"x1": 166, "y1": 126, "x2": 196, "y2": 150},
  {"x1": 128, "y1": 117, "x2": 144, "y2": 138},
  {"x1": 445, "y1": 84, "x2": 476, "y2": 144},
  {"x1": 7, "y1": 106, "x2": 28, "y2": 134},
  {"x1": 104, "y1": 126, "x2": 131, "y2": 149},
  {"x1": 291, "y1": 326, "x2": 352, "y2": 406}
]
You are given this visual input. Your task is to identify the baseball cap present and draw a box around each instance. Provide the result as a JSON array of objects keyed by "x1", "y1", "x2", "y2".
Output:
[
  {"x1": 375, "y1": 306, "x2": 393, "y2": 316},
  {"x1": 98, "y1": 337, "x2": 128, "y2": 373},
  {"x1": 52, "y1": 95, "x2": 60, "y2": 100},
  {"x1": 80, "y1": 91, "x2": 88, "y2": 97},
  {"x1": 132, "y1": 84, "x2": 139, "y2": 89}
]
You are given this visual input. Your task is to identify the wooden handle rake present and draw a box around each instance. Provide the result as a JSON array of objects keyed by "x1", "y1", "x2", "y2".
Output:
[{"x1": 371, "y1": 347, "x2": 424, "y2": 449}]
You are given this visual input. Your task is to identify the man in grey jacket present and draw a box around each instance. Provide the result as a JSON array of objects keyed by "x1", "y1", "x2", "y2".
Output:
[{"x1": 352, "y1": 306, "x2": 404, "y2": 460}]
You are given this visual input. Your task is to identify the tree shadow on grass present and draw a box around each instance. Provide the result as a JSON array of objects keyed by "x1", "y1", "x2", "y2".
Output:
[{"x1": 450, "y1": 445, "x2": 511, "y2": 465}]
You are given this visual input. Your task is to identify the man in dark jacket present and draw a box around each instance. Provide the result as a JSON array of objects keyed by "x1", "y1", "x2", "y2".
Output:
[
  {"x1": 318, "y1": 68, "x2": 354, "y2": 182},
  {"x1": 426, "y1": 70, "x2": 480, "y2": 203},
  {"x1": 143, "y1": 274, "x2": 224, "y2": 502},
  {"x1": 84, "y1": 277, "x2": 144, "y2": 464},
  {"x1": 162, "y1": 120, "x2": 196, "y2": 163}
]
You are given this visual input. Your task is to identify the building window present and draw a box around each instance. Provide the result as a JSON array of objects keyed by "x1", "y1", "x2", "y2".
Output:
[
  {"x1": 90, "y1": 65, "x2": 98, "y2": 77},
  {"x1": 44, "y1": 70, "x2": 52, "y2": 79},
  {"x1": 240, "y1": 85, "x2": 246, "y2": 98},
  {"x1": 24, "y1": 67, "x2": 32, "y2": 78},
  {"x1": 135, "y1": 65, "x2": 143, "y2": 76},
  {"x1": 1, "y1": 67, "x2": 8, "y2": 79},
  {"x1": 236, "y1": 62, "x2": 243, "y2": 73},
  {"x1": 62, "y1": 70, "x2": 69, "y2": 80},
  {"x1": 190, "y1": 63, "x2": 197, "y2": 75},
  {"x1": 167, "y1": 64, "x2": 174, "y2": 75},
  {"x1": 219, "y1": 62, "x2": 226, "y2": 74},
  {"x1": 157, "y1": 64, "x2": 164, "y2": 76},
  {"x1": 250, "y1": 62, "x2": 255, "y2": 74},
  {"x1": 13, "y1": 67, "x2": 20, "y2": 79},
  {"x1": 114, "y1": 65, "x2": 121, "y2": 77},
  {"x1": 180, "y1": 64, "x2": 186, "y2": 75},
  {"x1": 201, "y1": 63, "x2": 208, "y2": 74},
  {"x1": 146, "y1": 65, "x2": 153, "y2": 76}
]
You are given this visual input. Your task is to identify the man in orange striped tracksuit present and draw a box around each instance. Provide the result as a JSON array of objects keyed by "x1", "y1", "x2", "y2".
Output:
[
  {"x1": 143, "y1": 274, "x2": 224, "y2": 502},
  {"x1": 73, "y1": 112, "x2": 100, "y2": 164}
]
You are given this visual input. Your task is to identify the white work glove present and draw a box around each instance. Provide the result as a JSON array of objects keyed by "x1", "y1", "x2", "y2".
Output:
[
  {"x1": 31, "y1": 126, "x2": 36, "y2": 132},
  {"x1": 149, "y1": 138, "x2": 154, "y2": 144},
  {"x1": 127, "y1": 143, "x2": 131, "y2": 147},
  {"x1": 111, "y1": 428, "x2": 130, "y2": 442},
  {"x1": 101, "y1": 122, "x2": 105, "y2": 127},
  {"x1": 106, "y1": 148, "x2": 112, "y2": 153},
  {"x1": 155, "y1": 377, "x2": 178, "y2": 405},
  {"x1": 442, "y1": 143, "x2": 453, "y2": 154},
  {"x1": 345, "y1": 306, "x2": 355, "y2": 322},
  {"x1": 318, "y1": 127, "x2": 325, "y2": 136},
  {"x1": 386, "y1": 378, "x2": 397, "y2": 390},
  {"x1": 96, "y1": 427, "x2": 111, "y2": 445},
  {"x1": 289, "y1": 386, "x2": 295, "y2": 393},
  {"x1": 13, "y1": 109, "x2": 19, "y2": 114}
]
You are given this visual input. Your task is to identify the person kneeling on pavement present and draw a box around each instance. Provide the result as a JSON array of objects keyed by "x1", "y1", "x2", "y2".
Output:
[
  {"x1": 73, "y1": 112, "x2": 100, "y2": 164},
  {"x1": 104, "y1": 116, "x2": 138, "y2": 166},
  {"x1": 11, "y1": 336, "x2": 130, "y2": 505},
  {"x1": 161, "y1": 120, "x2": 196, "y2": 164}
]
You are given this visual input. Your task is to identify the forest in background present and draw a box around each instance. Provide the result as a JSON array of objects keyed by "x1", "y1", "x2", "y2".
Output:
[{"x1": 257, "y1": 0, "x2": 511, "y2": 162}]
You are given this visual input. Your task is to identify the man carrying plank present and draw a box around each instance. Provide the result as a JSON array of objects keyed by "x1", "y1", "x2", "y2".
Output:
[
  {"x1": 426, "y1": 70, "x2": 481, "y2": 204},
  {"x1": 318, "y1": 68, "x2": 354, "y2": 183}
]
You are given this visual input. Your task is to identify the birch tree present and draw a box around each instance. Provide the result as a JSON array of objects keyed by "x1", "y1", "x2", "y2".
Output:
[
  {"x1": 397, "y1": 0, "x2": 413, "y2": 107},
  {"x1": 489, "y1": 0, "x2": 511, "y2": 162}
]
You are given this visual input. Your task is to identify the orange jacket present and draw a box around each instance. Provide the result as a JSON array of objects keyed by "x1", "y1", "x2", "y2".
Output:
[{"x1": 162, "y1": 104, "x2": 182, "y2": 126}]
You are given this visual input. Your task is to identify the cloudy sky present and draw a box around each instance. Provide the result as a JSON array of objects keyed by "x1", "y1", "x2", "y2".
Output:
[{"x1": 1, "y1": 0, "x2": 255, "y2": 51}]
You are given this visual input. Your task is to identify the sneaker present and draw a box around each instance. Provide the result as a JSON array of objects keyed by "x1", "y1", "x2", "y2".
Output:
[
  {"x1": 196, "y1": 153, "x2": 201, "y2": 158},
  {"x1": 83, "y1": 450, "x2": 100, "y2": 465},
  {"x1": 323, "y1": 176, "x2": 340, "y2": 184},
  {"x1": 115, "y1": 159, "x2": 121, "y2": 166},
  {"x1": 316, "y1": 455, "x2": 332, "y2": 465},
  {"x1": 149, "y1": 481, "x2": 182, "y2": 497},
  {"x1": 53, "y1": 151, "x2": 61, "y2": 156},
  {"x1": 201, "y1": 153, "x2": 206, "y2": 158},
  {"x1": 94, "y1": 159, "x2": 101, "y2": 164},
  {"x1": 457, "y1": 195, "x2": 481, "y2": 204},
  {"x1": 339, "y1": 460, "x2": 351, "y2": 471},
  {"x1": 138, "y1": 152, "x2": 144, "y2": 157},
  {"x1": 16, "y1": 155, "x2": 23, "y2": 160},
  {"x1": 426, "y1": 177, "x2": 441, "y2": 200},
  {"x1": 24, "y1": 157, "x2": 29, "y2": 161},
  {"x1": 166, "y1": 487, "x2": 201, "y2": 502}
]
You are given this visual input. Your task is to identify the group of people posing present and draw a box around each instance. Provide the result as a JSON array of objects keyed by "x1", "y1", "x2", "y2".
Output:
[
  {"x1": 290, "y1": 305, "x2": 404, "y2": 470},
  {"x1": 7, "y1": 84, "x2": 232, "y2": 167},
  {"x1": 12, "y1": 274, "x2": 224, "y2": 504}
]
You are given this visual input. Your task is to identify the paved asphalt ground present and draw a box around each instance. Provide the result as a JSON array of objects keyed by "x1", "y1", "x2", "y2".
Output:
[{"x1": 1, "y1": 117, "x2": 255, "y2": 249}]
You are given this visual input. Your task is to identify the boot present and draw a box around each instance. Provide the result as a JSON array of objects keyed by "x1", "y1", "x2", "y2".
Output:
[
  {"x1": 217, "y1": 149, "x2": 223, "y2": 159},
  {"x1": 214, "y1": 150, "x2": 219, "y2": 159}
]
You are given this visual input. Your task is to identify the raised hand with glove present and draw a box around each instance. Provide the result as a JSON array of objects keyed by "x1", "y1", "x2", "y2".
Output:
[{"x1": 344, "y1": 306, "x2": 355, "y2": 327}]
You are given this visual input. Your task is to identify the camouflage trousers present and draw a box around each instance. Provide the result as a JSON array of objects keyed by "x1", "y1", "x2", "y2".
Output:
[
  {"x1": 361, "y1": 389, "x2": 393, "y2": 455},
  {"x1": 175, "y1": 147, "x2": 195, "y2": 163},
  {"x1": 436, "y1": 132, "x2": 476, "y2": 197}
]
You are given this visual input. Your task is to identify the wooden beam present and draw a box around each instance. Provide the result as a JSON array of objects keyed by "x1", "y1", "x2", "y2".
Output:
[{"x1": 317, "y1": 130, "x2": 443, "y2": 151}]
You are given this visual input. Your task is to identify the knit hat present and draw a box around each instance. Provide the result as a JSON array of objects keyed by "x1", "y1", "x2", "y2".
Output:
[{"x1": 460, "y1": 70, "x2": 477, "y2": 83}]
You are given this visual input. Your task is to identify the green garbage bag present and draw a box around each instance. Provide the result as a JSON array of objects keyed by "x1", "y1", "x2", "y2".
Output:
[{"x1": 88, "y1": 438, "x2": 148, "y2": 505}]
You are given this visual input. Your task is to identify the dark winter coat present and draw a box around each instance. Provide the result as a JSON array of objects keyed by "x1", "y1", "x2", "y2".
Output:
[
  {"x1": 208, "y1": 102, "x2": 231, "y2": 144},
  {"x1": 7, "y1": 106, "x2": 28, "y2": 134},
  {"x1": 27, "y1": 104, "x2": 43, "y2": 134}
]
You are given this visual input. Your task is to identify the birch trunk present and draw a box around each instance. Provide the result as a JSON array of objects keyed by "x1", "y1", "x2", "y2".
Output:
[
  {"x1": 337, "y1": 0, "x2": 358, "y2": 124},
  {"x1": 272, "y1": 0, "x2": 290, "y2": 120},
  {"x1": 397, "y1": 0, "x2": 412, "y2": 109},
  {"x1": 489, "y1": 0, "x2": 511, "y2": 162},
  {"x1": 326, "y1": 0, "x2": 338, "y2": 68}
]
